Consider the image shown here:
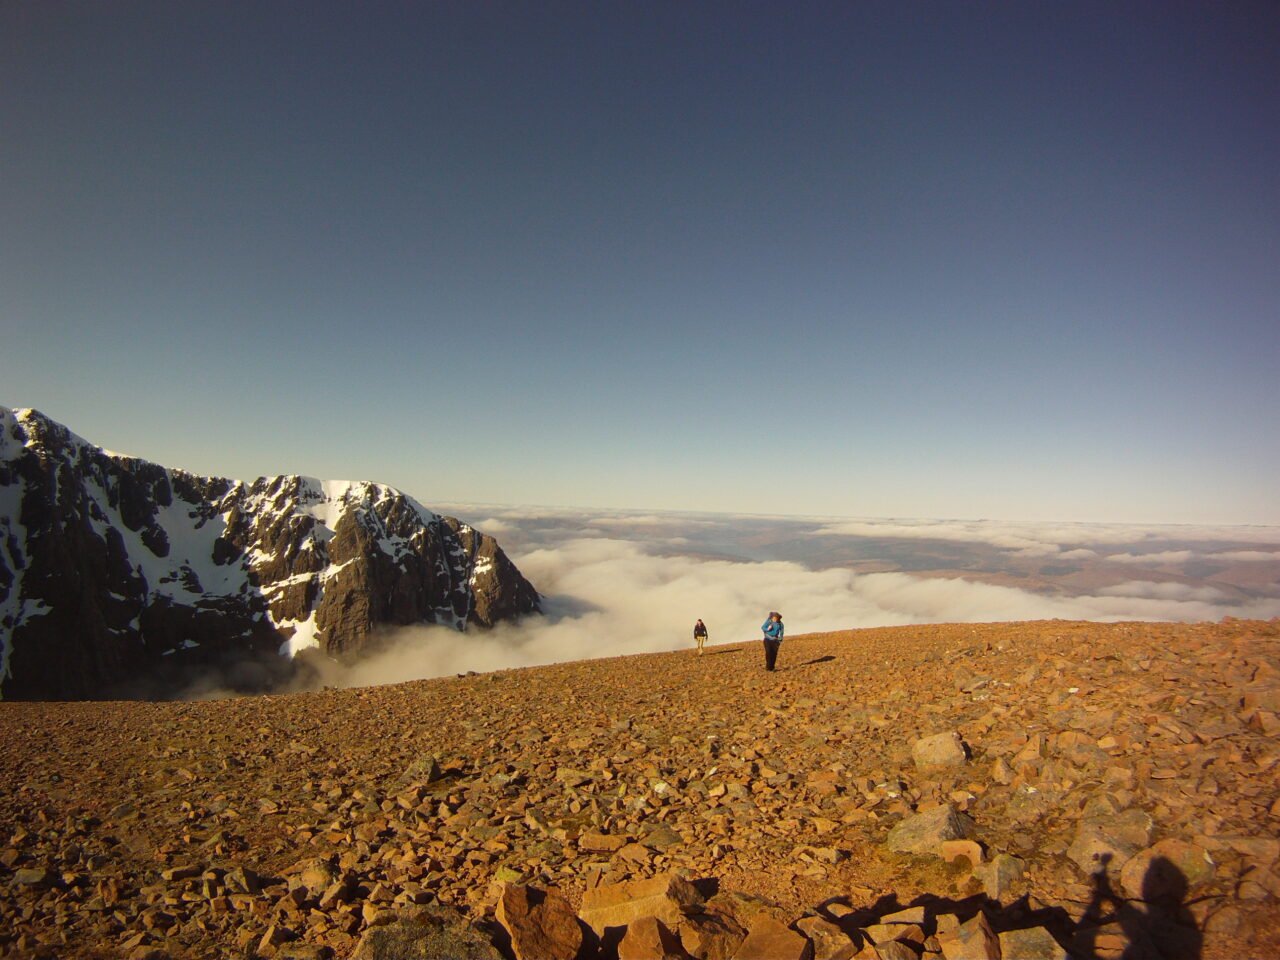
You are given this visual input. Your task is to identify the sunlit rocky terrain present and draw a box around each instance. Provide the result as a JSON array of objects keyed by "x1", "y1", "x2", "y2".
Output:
[{"x1": 2, "y1": 619, "x2": 1278, "y2": 959}]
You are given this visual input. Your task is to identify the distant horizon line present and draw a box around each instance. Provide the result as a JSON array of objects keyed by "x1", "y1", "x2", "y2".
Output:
[{"x1": 429, "y1": 498, "x2": 1280, "y2": 532}]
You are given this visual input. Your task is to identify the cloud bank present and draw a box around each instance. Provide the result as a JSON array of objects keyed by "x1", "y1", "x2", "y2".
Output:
[
  {"x1": 813, "y1": 517, "x2": 1280, "y2": 558},
  {"x1": 328, "y1": 530, "x2": 1280, "y2": 690}
]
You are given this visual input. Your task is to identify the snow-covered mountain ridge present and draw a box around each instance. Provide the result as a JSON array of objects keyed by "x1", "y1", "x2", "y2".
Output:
[{"x1": 0, "y1": 407, "x2": 540, "y2": 700}]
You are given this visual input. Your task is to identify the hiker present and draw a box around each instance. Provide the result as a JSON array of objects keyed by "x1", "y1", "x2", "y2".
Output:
[
  {"x1": 761, "y1": 611, "x2": 784, "y2": 671},
  {"x1": 693, "y1": 618, "x2": 709, "y2": 655}
]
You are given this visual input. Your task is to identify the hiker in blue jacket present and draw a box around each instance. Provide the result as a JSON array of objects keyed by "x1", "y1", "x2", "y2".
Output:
[{"x1": 761, "y1": 611, "x2": 784, "y2": 671}]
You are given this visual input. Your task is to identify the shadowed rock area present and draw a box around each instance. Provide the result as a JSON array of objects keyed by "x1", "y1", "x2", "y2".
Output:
[{"x1": 0, "y1": 619, "x2": 1278, "y2": 958}]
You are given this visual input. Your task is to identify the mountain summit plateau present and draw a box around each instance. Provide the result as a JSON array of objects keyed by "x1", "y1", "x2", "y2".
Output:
[{"x1": 0, "y1": 407, "x2": 540, "y2": 700}]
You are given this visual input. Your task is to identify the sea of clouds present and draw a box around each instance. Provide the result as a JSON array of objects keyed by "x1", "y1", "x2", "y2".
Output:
[{"x1": 325, "y1": 507, "x2": 1280, "y2": 689}]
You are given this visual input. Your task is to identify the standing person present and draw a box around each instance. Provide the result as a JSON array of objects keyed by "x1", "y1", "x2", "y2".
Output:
[
  {"x1": 693, "y1": 618, "x2": 709, "y2": 655},
  {"x1": 761, "y1": 611, "x2": 784, "y2": 671}
]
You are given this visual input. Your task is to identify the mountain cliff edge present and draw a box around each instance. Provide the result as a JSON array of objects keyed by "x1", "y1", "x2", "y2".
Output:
[{"x1": 0, "y1": 407, "x2": 540, "y2": 700}]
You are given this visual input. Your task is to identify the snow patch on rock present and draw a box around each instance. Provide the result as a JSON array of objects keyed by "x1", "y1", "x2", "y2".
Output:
[{"x1": 0, "y1": 405, "x2": 540, "y2": 698}]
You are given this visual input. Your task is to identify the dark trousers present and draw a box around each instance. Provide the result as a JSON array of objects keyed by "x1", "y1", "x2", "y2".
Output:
[{"x1": 763, "y1": 639, "x2": 780, "y2": 671}]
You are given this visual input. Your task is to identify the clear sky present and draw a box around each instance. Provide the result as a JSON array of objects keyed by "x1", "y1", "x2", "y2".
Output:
[{"x1": 2, "y1": 2, "x2": 1277, "y2": 524}]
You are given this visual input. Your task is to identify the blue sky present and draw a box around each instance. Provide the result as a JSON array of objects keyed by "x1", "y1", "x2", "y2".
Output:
[{"x1": 3, "y1": 2, "x2": 1277, "y2": 523}]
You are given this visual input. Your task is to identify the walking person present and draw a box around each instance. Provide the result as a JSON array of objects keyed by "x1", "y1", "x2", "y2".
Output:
[
  {"x1": 693, "y1": 618, "x2": 709, "y2": 655},
  {"x1": 761, "y1": 611, "x2": 784, "y2": 671}
]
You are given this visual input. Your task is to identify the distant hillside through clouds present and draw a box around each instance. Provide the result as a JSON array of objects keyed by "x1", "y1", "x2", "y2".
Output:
[{"x1": 316, "y1": 501, "x2": 1280, "y2": 688}]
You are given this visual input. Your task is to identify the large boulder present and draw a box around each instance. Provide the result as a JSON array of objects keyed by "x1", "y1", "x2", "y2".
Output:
[
  {"x1": 935, "y1": 912, "x2": 1000, "y2": 960},
  {"x1": 618, "y1": 916, "x2": 690, "y2": 959},
  {"x1": 348, "y1": 905, "x2": 503, "y2": 960},
  {"x1": 1120, "y1": 840, "x2": 1215, "y2": 902},
  {"x1": 495, "y1": 884, "x2": 584, "y2": 960},
  {"x1": 580, "y1": 873, "x2": 705, "y2": 940},
  {"x1": 997, "y1": 926, "x2": 1070, "y2": 960},
  {"x1": 794, "y1": 916, "x2": 857, "y2": 960},
  {"x1": 886, "y1": 805, "x2": 976, "y2": 856},
  {"x1": 734, "y1": 915, "x2": 813, "y2": 960},
  {"x1": 912, "y1": 731, "x2": 968, "y2": 772},
  {"x1": 1067, "y1": 809, "x2": 1154, "y2": 876}
]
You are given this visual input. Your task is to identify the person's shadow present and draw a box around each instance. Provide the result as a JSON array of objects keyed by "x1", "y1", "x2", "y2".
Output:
[
  {"x1": 796, "y1": 655, "x2": 836, "y2": 667},
  {"x1": 1075, "y1": 853, "x2": 1203, "y2": 960}
]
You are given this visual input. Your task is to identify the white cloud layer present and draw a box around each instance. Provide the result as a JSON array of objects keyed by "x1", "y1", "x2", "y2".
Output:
[
  {"x1": 331, "y1": 536, "x2": 1280, "y2": 690},
  {"x1": 1104, "y1": 551, "x2": 1197, "y2": 565},
  {"x1": 469, "y1": 517, "x2": 518, "y2": 536},
  {"x1": 1095, "y1": 580, "x2": 1231, "y2": 602},
  {"x1": 812, "y1": 517, "x2": 1280, "y2": 561},
  {"x1": 1209, "y1": 550, "x2": 1280, "y2": 562}
]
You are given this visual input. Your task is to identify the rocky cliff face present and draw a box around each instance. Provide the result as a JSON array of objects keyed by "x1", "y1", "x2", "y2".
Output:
[{"x1": 0, "y1": 407, "x2": 540, "y2": 700}]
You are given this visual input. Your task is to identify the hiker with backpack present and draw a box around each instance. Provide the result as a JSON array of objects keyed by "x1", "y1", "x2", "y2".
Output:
[
  {"x1": 761, "y1": 611, "x2": 784, "y2": 671},
  {"x1": 693, "y1": 618, "x2": 709, "y2": 655}
]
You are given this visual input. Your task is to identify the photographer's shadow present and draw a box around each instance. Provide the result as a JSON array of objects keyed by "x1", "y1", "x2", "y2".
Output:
[{"x1": 1074, "y1": 853, "x2": 1203, "y2": 960}]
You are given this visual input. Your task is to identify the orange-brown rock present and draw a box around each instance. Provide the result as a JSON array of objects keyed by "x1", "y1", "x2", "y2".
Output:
[
  {"x1": 996, "y1": 926, "x2": 1069, "y2": 960},
  {"x1": 886, "y1": 804, "x2": 975, "y2": 855},
  {"x1": 580, "y1": 873, "x2": 705, "y2": 939},
  {"x1": 580, "y1": 831, "x2": 629, "y2": 853},
  {"x1": 618, "y1": 915, "x2": 690, "y2": 960},
  {"x1": 1120, "y1": 839, "x2": 1215, "y2": 901},
  {"x1": 733, "y1": 915, "x2": 814, "y2": 960},
  {"x1": 495, "y1": 884, "x2": 584, "y2": 960},
  {"x1": 860, "y1": 922, "x2": 924, "y2": 947},
  {"x1": 940, "y1": 840, "x2": 984, "y2": 870},
  {"x1": 871, "y1": 941, "x2": 917, "y2": 960},
  {"x1": 973, "y1": 853, "x2": 1024, "y2": 900},
  {"x1": 675, "y1": 901, "x2": 748, "y2": 960},
  {"x1": 348, "y1": 905, "x2": 505, "y2": 959},
  {"x1": 795, "y1": 915, "x2": 857, "y2": 960},
  {"x1": 912, "y1": 731, "x2": 967, "y2": 772},
  {"x1": 937, "y1": 912, "x2": 1000, "y2": 960}
]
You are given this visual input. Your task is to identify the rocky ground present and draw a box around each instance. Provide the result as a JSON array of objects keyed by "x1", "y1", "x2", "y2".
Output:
[{"x1": 1, "y1": 619, "x2": 1278, "y2": 959}]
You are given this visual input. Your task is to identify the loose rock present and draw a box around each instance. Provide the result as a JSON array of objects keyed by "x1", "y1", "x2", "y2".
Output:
[
  {"x1": 495, "y1": 884, "x2": 584, "y2": 960},
  {"x1": 886, "y1": 805, "x2": 976, "y2": 856},
  {"x1": 734, "y1": 915, "x2": 814, "y2": 960},
  {"x1": 912, "y1": 732, "x2": 967, "y2": 771}
]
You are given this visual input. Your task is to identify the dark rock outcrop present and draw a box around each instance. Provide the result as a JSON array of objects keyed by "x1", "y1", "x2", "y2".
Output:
[{"x1": 0, "y1": 407, "x2": 540, "y2": 700}]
